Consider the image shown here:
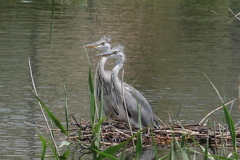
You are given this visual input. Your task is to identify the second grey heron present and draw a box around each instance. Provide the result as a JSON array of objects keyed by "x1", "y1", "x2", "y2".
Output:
[{"x1": 96, "y1": 45, "x2": 158, "y2": 128}]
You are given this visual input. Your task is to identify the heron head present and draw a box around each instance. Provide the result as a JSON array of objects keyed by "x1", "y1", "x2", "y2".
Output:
[
  {"x1": 85, "y1": 36, "x2": 111, "y2": 52},
  {"x1": 96, "y1": 45, "x2": 125, "y2": 60}
]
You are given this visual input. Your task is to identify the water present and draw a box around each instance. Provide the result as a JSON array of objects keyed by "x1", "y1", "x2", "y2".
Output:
[{"x1": 1, "y1": 0, "x2": 240, "y2": 159}]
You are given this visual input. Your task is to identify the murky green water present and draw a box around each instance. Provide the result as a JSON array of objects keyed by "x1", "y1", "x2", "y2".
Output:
[{"x1": 1, "y1": 0, "x2": 240, "y2": 159}]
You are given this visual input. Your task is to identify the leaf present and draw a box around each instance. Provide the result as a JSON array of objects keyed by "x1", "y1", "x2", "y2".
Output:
[
  {"x1": 88, "y1": 67, "x2": 96, "y2": 129},
  {"x1": 38, "y1": 135, "x2": 47, "y2": 160},
  {"x1": 34, "y1": 95, "x2": 67, "y2": 136},
  {"x1": 96, "y1": 140, "x2": 129, "y2": 160},
  {"x1": 175, "y1": 138, "x2": 189, "y2": 160},
  {"x1": 136, "y1": 133, "x2": 143, "y2": 159},
  {"x1": 169, "y1": 140, "x2": 175, "y2": 160},
  {"x1": 203, "y1": 131, "x2": 209, "y2": 160},
  {"x1": 59, "y1": 150, "x2": 70, "y2": 160},
  {"x1": 91, "y1": 115, "x2": 109, "y2": 150},
  {"x1": 59, "y1": 141, "x2": 70, "y2": 148},
  {"x1": 180, "y1": 134, "x2": 186, "y2": 148},
  {"x1": 204, "y1": 74, "x2": 237, "y2": 154},
  {"x1": 93, "y1": 148, "x2": 119, "y2": 160},
  {"x1": 231, "y1": 152, "x2": 239, "y2": 159},
  {"x1": 96, "y1": 130, "x2": 142, "y2": 160},
  {"x1": 45, "y1": 138, "x2": 60, "y2": 160},
  {"x1": 63, "y1": 83, "x2": 69, "y2": 133}
]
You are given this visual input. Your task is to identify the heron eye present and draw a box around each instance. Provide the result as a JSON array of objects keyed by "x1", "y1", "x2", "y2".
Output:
[{"x1": 100, "y1": 42, "x2": 105, "y2": 45}]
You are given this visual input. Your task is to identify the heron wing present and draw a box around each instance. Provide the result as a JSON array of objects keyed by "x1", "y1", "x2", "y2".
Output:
[{"x1": 123, "y1": 83, "x2": 155, "y2": 127}]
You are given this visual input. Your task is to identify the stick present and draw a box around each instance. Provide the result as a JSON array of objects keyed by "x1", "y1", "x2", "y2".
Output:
[
  {"x1": 121, "y1": 69, "x2": 135, "y2": 150},
  {"x1": 199, "y1": 99, "x2": 236, "y2": 125},
  {"x1": 28, "y1": 58, "x2": 60, "y2": 156},
  {"x1": 210, "y1": 9, "x2": 219, "y2": 15}
]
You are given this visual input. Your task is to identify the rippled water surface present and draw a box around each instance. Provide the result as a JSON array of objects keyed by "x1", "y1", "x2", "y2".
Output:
[{"x1": 1, "y1": 0, "x2": 240, "y2": 159}]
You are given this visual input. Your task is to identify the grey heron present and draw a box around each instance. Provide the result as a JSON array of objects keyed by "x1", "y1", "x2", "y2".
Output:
[
  {"x1": 96, "y1": 45, "x2": 159, "y2": 128},
  {"x1": 85, "y1": 37, "x2": 115, "y2": 116}
]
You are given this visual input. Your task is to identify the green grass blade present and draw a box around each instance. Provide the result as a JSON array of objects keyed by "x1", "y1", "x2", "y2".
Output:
[
  {"x1": 232, "y1": 152, "x2": 239, "y2": 159},
  {"x1": 150, "y1": 129, "x2": 158, "y2": 160},
  {"x1": 46, "y1": 138, "x2": 60, "y2": 160},
  {"x1": 96, "y1": 130, "x2": 143, "y2": 160},
  {"x1": 95, "y1": 84, "x2": 104, "y2": 149},
  {"x1": 92, "y1": 115, "x2": 109, "y2": 145},
  {"x1": 175, "y1": 138, "x2": 189, "y2": 160},
  {"x1": 93, "y1": 148, "x2": 119, "y2": 160},
  {"x1": 136, "y1": 92, "x2": 142, "y2": 159},
  {"x1": 119, "y1": 146, "x2": 126, "y2": 160},
  {"x1": 33, "y1": 94, "x2": 67, "y2": 136},
  {"x1": 192, "y1": 138, "x2": 214, "y2": 160},
  {"x1": 180, "y1": 134, "x2": 191, "y2": 159},
  {"x1": 180, "y1": 134, "x2": 186, "y2": 148},
  {"x1": 88, "y1": 67, "x2": 96, "y2": 129},
  {"x1": 99, "y1": 84, "x2": 103, "y2": 121},
  {"x1": 223, "y1": 105, "x2": 237, "y2": 154},
  {"x1": 38, "y1": 135, "x2": 47, "y2": 160},
  {"x1": 136, "y1": 132, "x2": 143, "y2": 159},
  {"x1": 204, "y1": 74, "x2": 237, "y2": 154},
  {"x1": 63, "y1": 83, "x2": 69, "y2": 134},
  {"x1": 59, "y1": 150, "x2": 70, "y2": 160},
  {"x1": 204, "y1": 130, "x2": 209, "y2": 160},
  {"x1": 96, "y1": 140, "x2": 129, "y2": 160},
  {"x1": 169, "y1": 140, "x2": 175, "y2": 160}
]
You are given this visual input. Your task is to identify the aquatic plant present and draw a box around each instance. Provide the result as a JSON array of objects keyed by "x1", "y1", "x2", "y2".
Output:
[{"x1": 27, "y1": 55, "x2": 239, "y2": 159}]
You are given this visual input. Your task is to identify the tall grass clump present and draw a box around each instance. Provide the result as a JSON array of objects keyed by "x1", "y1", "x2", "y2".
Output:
[
  {"x1": 157, "y1": 75, "x2": 239, "y2": 160},
  {"x1": 205, "y1": 74, "x2": 238, "y2": 159},
  {"x1": 28, "y1": 58, "x2": 70, "y2": 159}
]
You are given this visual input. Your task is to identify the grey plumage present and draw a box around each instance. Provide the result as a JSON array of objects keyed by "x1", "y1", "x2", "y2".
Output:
[
  {"x1": 96, "y1": 45, "x2": 159, "y2": 128},
  {"x1": 85, "y1": 36, "x2": 114, "y2": 116}
]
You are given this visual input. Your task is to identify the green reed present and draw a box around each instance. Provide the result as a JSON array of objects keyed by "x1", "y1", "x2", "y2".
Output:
[
  {"x1": 205, "y1": 74, "x2": 238, "y2": 159},
  {"x1": 157, "y1": 75, "x2": 238, "y2": 160},
  {"x1": 29, "y1": 51, "x2": 239, "y2": 159}
]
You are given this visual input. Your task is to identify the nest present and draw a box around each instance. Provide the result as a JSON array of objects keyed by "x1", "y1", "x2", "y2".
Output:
[
  {"x1": 63, "y1": 116, "x2": 240, "y2": 150},
  {"x1": 24, "y1": 99, "x2": 239, "y2": 153},
  {"x1": 60, "y1": 99, "x2": 240, "y2": 150}
]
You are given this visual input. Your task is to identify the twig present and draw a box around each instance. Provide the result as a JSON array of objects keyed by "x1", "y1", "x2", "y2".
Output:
[
  {"x1": 23, "y1": 121, "x2": 48, "y2": 129},
  {"x1": 229, "y1": 8, "x2": 235, "y2": 15},
  {"x1": 155, "y1": 115, "x2": 166, "y2": 127},
  {"x1": 111, "y1": 126, "x2": 132, "y2": 138},
  {"x1": 229, "y1": 8, "x2": 240, "y2": 21},
  {"x1": 235, "y1": 12, "x2": 240, "y2": 20},
  {"x1": 121, "y1": 69, "x2": 135, "y2": 150},
  {"x1": 71, "y1": 114, "x2": 81, "y2": 127},
  {"x1": 28, "y1": 58, "x2": 60, "y2": 156},
  {"x1": 199, "y1": 99, "x2": 236, "y2": 125},
  {"x1": 210, "y1": 9, "x2": 219, "y2": 16},
  {"x1": 168, "y1": 113, "x2": 172, "y2": 123}
]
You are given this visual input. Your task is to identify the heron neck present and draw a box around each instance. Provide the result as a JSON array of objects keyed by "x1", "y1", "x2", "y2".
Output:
[
  {"x1": 99, "y1": 57, "x2": 108, "y2": 80},
  {"x1": 112, "y1": 58, "x2": 124, "y2": 91}
]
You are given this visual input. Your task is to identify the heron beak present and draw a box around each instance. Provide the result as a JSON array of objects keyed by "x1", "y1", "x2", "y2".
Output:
[
  {"x1": 96, "y1": 52, "x2": 112, "y2": 57},
  {"x1": 85, "y1": 42, "x2": 99, "y2": 48}
]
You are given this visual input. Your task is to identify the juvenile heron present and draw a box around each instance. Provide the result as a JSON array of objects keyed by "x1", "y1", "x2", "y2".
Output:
[{"x1": 96, "y1": 45, "x2": 158, "y2": 128}]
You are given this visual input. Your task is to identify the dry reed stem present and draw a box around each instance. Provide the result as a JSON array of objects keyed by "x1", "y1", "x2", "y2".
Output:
[
  {"x1": 199, "y1": 99, "x2": 236, "y2": 125},
  {"x1": 28, "y1": 58, "x2": 60, "y2": 156}
]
